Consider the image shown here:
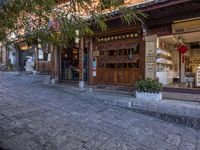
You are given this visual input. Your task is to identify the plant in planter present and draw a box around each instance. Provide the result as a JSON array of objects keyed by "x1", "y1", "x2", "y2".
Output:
[{"x1": 135, "y1": 78, "x2": 163, "y2": 101}]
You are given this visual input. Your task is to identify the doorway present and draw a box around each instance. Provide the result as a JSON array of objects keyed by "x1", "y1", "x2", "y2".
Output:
[{"x1": 60, "y1": 47, "x2": 89, "y2": 82}]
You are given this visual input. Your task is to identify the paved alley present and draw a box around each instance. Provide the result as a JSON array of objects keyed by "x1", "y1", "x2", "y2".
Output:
[{"x1": 0, "y1": 72, "x2": 199, "y2": 150}]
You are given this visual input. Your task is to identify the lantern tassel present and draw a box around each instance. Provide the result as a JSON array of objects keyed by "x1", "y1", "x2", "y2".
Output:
[{"x1": 182, "y1": 55, "x2": 185, "y2": 63}]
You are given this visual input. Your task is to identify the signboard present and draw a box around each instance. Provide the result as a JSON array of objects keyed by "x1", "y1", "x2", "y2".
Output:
[
  {"x1": 145, "y1": 63, "x2": 156, "y2": 79},
  {"x1": 172, "y1": 19, "x2": 200, "y2": 34},
  {"x1": 79, "y1": 48, "x2": 83, "y2": 80},
  {"x1": 146, "y1": 42, "x2": 156, "y2": 57},
  {"x1": 145, "y1": 35, "x2": 157, "y2": 80},
  {"x1": 93, "y1": 51, "x2": 100, "y2": 57}
]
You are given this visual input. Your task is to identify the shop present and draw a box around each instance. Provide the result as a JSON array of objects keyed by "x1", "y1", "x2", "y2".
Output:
[
  {"x1": 36, "y1": 44, "x2": 51, "y2": 73},
  {"x1": 18, "y1": 41, "x2": 35, "y2": 71},
  {"x1": 60, "y1": 46, "x2": 89, "y2": 82},
  {"x1": 93, "y1": 24, "x2": 144, "y2": 85},
  {"x1": 146, "y1": 18, "x2": 200, "y2": 89},
  {"x1": 156, "y1": 19, "x2": 200, "y2": 88}
]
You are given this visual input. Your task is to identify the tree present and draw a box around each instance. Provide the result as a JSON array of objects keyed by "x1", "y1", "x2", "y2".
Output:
[{"x1": 0, "y1": 0, "x2": 147, "y2": 46}]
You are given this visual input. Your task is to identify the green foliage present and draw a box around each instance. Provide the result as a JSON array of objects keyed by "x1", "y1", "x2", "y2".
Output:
[
  {"x1": 135, "y1": 79, "x2": 163, "y2": 93},
  {"x1": 0, "y1": 0, "x2": 147, "y2": 46}
]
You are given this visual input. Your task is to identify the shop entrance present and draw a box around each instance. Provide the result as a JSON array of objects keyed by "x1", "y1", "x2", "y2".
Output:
[
  {"x1": 19, "y1": 48, "x2": 34, "y2": 71},
  {"x1": 60, "y1": 47, "x2": 88, "y2": 82},
  {"x1": 156, "y1": 31, "x2": 200, "y2": 89}
]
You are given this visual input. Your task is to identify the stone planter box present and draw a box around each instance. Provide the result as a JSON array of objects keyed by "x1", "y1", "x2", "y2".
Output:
[{"x1": 135, "y1": 91, "x2": 162, "y2": 101}]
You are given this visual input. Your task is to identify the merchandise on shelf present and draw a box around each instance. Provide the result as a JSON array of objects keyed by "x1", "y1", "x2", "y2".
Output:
[
  {"x1": 156, "y1": 41, "x2": 173, "y2": 85},
  {"x1": 196, "y1": 68, "x2": 200, "y2": 87}
]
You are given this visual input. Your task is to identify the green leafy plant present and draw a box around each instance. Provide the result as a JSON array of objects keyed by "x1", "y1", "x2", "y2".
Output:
[
  {"x1": 135, "y1": 78, "x2": 163, "y2": 93},
  {"x1": 0, "y1": 0, "x2": 147, "y2": 46}
]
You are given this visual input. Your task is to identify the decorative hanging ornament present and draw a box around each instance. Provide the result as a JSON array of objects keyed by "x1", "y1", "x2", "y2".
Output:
[{"x1": 177, "y1": 44, "x2": 188, "y2": 63}]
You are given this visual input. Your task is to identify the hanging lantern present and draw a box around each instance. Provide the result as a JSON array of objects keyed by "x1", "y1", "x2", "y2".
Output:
[
  {"x1": 177, "y1": 44, "x2": 188, "y2": 63},
  {"x1": 75, "y1": 30, "x2": 79, "y2": 36},
  {"x1": 75, "y1": 37, "x2": 80, "y2": 44},
  {"x1": 177, "y1": 44, "x2": 188, "y2": 54}
]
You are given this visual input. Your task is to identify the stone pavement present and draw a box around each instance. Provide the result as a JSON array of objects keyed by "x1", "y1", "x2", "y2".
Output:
[
  {"x1": 0, "y1": 72, "x2": 200, "y2": 150},
  {"x1": 54, "y1": 83, "x2": 200, "y2": 128}
]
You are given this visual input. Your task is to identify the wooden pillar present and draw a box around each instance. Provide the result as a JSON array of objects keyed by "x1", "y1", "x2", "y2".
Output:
[
  {"x1": 54, "y1": 46, "x2": 59, "y2": 82},
  {"x1": 50, "y1": 45, "x2": 54, "y2": 78},
  {"x1": 139, "y1": 39, "x2": 145, "y2": 79},
  {"x1": 79, "y1": 37, "x2": 84, "y2": 88},
  {"x1": 35, "y1": 47, "x2": 39, "y2": 71},
  {"x1": 88, "y1": 37, "x2": 93, "y2": 86}
]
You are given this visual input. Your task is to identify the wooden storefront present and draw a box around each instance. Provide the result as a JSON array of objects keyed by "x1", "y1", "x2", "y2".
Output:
[{"x1": 93, "y1": 25, "x2": 144, "y2": 85}]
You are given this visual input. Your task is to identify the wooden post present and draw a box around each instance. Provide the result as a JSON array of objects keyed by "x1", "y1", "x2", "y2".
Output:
[
  {"x1": 79, "y1": 37, "x2": 84, "y2": 88},
  {"x1": 54, "y1": 46, "x2": 59, "y2": 82},
  {"x1": 88, "y1": 37, "x2": 93, "y2": 86},
  {"x1": 50, "y1": 45, "x2": 54, "y2": 79},
  {"x1": 35, "y1": 47, "x2": 39, "y2": 71},
  {"x1": 139, "y1": 39, "x2": 145, "y2": 79}
]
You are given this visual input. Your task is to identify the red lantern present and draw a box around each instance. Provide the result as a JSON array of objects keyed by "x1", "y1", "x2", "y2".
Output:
[
  {"x1": 178, "y1": 44, "x2": 188, "y2": 54},
  {"x1": 177, "y1": 44, "x2": 188, "y2": 63}
]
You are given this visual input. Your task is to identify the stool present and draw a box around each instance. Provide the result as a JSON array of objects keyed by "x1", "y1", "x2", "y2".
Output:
[{"x1": 185, "y1": 77, "x2": 194, "y2": 88}]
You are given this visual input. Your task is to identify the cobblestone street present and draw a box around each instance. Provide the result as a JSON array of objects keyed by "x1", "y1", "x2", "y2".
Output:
[{"x1": 0, "y1": 72, "x2": 199, "y2": 150}]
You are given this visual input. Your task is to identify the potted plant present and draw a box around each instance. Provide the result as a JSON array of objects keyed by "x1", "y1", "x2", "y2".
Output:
[{"x1": 135, "y1": 78, "x2": 163, "y2": 101}]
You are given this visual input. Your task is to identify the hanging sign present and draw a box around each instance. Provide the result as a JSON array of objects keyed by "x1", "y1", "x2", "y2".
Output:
[{"x1": 79, "y1": 48, "x2": 83, "y2": 80}]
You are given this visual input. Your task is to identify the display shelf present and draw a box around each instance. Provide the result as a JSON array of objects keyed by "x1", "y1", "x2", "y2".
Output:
[
  {"x1": 156, "y1": 46, "x2": 173, "y2": 85},
  {"x1": 156, "y1": 47, "x2": 172, "y2": 73},
  {"x1": 156, "y1": 58, "x2": 172, "y2": 65},
  {"x1": 157, "y1": 49, "x2": 171, "y2": 57},
  {"x1": 196, "y1": 69, "x2": 200, "y2": 87}
]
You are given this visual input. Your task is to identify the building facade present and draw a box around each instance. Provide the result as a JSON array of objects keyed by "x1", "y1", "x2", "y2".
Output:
[{"x1": 32, "y1": 0, "x2": 200, "y2": 91}]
